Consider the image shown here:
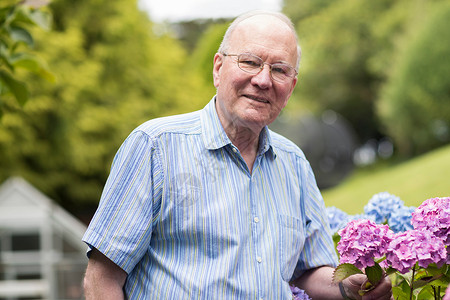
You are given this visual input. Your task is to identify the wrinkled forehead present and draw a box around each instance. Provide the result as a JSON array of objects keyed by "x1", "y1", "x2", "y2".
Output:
[{"x1": 229, "y1": 15, "x2": 298, "y2": 62}]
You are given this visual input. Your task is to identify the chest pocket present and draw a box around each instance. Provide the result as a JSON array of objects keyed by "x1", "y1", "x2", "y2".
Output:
[{"x1": 279, "y1": 214, "x2": 305, "y2": 281}]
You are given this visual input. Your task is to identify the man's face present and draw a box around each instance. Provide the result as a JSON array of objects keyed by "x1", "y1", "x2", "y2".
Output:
[{"x1": 213, "y1": 15, "x2": 298, "y2": 134}]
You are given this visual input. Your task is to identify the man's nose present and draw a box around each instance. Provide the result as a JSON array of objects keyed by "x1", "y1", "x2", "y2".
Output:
[{"x1": 251, "y1": 64, "x2": 273, "y2": 88}]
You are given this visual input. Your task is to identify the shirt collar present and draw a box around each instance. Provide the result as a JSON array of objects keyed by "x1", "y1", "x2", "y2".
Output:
[{"x1": 201, "y1": 96, "x2": 276, "y2": 158}]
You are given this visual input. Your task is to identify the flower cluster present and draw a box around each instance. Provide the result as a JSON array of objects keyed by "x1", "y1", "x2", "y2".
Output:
[
  {"x1": 290, "y1": 285, "x2": 311, "y2": 300},
  {"x1": 326, "y1": 206, "x2": 375, "y2": 235},
  {"x1": 411, "y1": 197, "x2": 450, "y2": 246},
  {"x1": 337, "y1": 219, "x2": 393, "y2": 269},
  {"x1": 386, "y1": 229, "x2": 447, "y2": 273},
  {"x1": 364, "y1": 192, "x2": 405, "y2": 224},
  {"x1": 331, "y1": 194, "x2": 449, "y2": 300},
  {"x1": 387, "y1": 205, "x2": 415, "y2": 233},
  {"x1": 327, "y1": 192, "x2": 414, "y2": 234}
]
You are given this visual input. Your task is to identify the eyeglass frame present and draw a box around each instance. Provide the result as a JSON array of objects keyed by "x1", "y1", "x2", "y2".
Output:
[{"x1": 221, "y1": 52, "x2": 298, "y2": 83}]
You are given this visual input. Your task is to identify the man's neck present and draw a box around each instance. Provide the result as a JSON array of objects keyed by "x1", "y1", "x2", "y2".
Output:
[{"x1": 224, "y1": 124, "x2": 261, "y2": 173}]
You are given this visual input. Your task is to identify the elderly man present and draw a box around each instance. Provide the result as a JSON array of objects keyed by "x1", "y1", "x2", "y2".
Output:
[{"x1": 83, "y1": 10, "x2": 393, "y2": 299}]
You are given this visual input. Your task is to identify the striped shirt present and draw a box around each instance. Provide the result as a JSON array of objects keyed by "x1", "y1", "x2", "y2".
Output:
[{"x1": 83, "y1": 97, "x2": 338, "y2": 299}]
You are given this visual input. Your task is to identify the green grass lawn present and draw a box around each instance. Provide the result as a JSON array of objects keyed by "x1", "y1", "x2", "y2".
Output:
[{"x1": 322, "y1": 144, "x2": 450, "y2": 214}]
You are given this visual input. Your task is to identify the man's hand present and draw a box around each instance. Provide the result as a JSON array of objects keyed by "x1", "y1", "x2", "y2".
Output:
[{"x1": 342, "y1": 274, "x2": 393, "y2": 300}]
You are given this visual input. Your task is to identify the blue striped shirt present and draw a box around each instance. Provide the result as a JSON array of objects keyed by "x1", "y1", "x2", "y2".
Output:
[{"x1": 83, "y1": 97, "x2": 338, "y2": 299}]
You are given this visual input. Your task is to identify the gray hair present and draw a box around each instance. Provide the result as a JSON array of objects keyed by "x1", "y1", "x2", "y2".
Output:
[{"x1": 217, "y1": 10, "x2": 302, "y2": 70}]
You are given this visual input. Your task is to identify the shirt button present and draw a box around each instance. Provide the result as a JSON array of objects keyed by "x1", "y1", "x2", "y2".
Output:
[
  {"x1": 254, "y1": 217, "x2": 260, "y2": 223},
  {"x1": 256, "y1": 256, "x2": 262, "y2": 263},
  {"x1": 232, "y1": 147, "x2": 238, "y2": 153}
]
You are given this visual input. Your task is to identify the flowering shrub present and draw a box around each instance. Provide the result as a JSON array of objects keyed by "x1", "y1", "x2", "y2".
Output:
[
  {"x1": 364, "y1": 192, "x2": 405, "y2": 224},
  {"x1": 386, "y1": 229, "x2": 447, "y2": 274},
  {"x1": 330, "y1": 193, "x2": 450, "y2": 300},
  {"x1": 388, "y1": 205, "x2": 415, "y2": 233},
  {"x1": 412, "y1": 197, "x2": 450, "y2": 246},
  {"x1": 327, "y1": 192, "x2": 415, "y2": 235},
  {"x1": 337, "y1": 219, "x2": 393, "y2": 269}
]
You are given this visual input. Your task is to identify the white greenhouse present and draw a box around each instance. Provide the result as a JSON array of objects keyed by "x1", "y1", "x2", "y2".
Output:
[{"x1": 0, "y1": 177, "x2": 87, "y2": 300}]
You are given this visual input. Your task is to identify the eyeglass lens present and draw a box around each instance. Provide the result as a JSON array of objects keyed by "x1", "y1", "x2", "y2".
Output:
[{"x1": 236, "y1": 53, "x2": 295, "y2": 82}]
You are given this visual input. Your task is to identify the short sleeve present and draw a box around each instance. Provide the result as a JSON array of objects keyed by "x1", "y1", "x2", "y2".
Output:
[
  {"x1": 82, "y1": 130, "x2": 163, "y2": 274},
  {"x1": 292, "y1": 158, "x2": 338, "y2": 280}
]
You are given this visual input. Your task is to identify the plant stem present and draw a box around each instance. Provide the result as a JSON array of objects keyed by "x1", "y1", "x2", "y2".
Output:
[{"x1": 410, "y1": 267, "x2": 416, "y2": 300}]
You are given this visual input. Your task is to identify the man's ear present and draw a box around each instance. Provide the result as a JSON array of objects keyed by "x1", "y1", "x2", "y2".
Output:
[{"x1": 213, "y1": 53, "x2": 223, "y2": 88}]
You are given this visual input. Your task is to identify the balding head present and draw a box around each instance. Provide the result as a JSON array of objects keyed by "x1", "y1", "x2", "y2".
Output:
[{"x1": 218, "y1": 11, "x2": 301, "y2": 70}]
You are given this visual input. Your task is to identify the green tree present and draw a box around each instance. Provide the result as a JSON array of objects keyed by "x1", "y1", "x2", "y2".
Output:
[
  {"x1": 282, "y1": 0, "x2": 333, "y2": 24},
  {"x1": 189, "y1": 21, "x2": 229, "y2": 97},
  {"x1": 0, "y1": 0, "x2": 208, "y2": 216},
  {"x1": 284, "y1": 0, "x2": 447, "y2": 151},
  {"x1": 377, "y1": 2, "x2": 450, "y2": 156},
  {"x1": 286, "y1": 0, "x2": 395, "y2": 141},
  {"x1": 0, "y1": 0, "x2": 53, "y2": 115}
]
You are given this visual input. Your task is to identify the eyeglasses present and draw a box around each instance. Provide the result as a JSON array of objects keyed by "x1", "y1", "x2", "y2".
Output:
[{"x1": 222, "y1": 53, "x2": 298, "y2": 83}]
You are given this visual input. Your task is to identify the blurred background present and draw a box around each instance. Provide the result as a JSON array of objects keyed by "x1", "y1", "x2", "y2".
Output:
[{"x1": 0, "y1": 0, "x2": 449, "y2": 297}]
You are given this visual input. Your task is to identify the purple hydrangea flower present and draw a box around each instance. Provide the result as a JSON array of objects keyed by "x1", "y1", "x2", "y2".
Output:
[
  {"x1": 388, "y1": 206, "x2": 415, "y2": 233},
  {"x1": 411, "y1": 197, "x2": 450, "y2": 246},
  {"x1": 290, "y1": 285, "x2": 311, "y2": 300},
  {"x1": 386, "y1": 229, "x2": 447, "y2": 274},
  {"x1": 337, "y1": 219, "x2": 394, "y2": 269},
  {"x1": 364, "y1": 192, "x2": 404, "y2": 224}
]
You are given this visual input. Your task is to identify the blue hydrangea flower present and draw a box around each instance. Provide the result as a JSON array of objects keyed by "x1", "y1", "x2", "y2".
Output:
[
  {"x1": 346, "y1": 213, "x2": 376, "y2": 223},
  {"x1": 326, "y1": 206, "x2": 349, "y2": 234},
  {"x1": 364, "y1": 192, "x2": 404, "y2": 224},
  {"x1": 388, "y1": 206, "x2": 415, "y2": 233}
]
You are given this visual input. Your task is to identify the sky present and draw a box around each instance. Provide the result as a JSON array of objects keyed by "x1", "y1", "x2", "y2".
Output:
[{"x1": 138, "y1": 0, "x2": 282, "y2": 22}]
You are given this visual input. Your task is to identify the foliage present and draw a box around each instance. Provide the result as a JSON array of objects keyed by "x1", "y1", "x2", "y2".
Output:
[
  {"x1": 330, "y1": 196, "x2": 450, "y2": 300},
  {"x1": 286, "y1": 0, "x2": 398, "y2": 141},
  {"x1": 0, "y1": 0, "x2": 53, "y2": 116},
  {"x1": 1, "y1": 0, "x2": 450, "y2": 216},
  {"x1": 377, "y1": 2, "x2": 450, "y2": 156},
  {"x1": 189, "y1": 21, "x2": 229, "y2": 97},
  {"x1": 284, "y1": 0, "x2": 449, "y2": 156},
  {"x1": 0, "y1": 0, "x2": 209, "y2": 215}
]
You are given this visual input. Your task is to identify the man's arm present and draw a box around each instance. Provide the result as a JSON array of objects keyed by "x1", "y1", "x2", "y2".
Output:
[
  {"x1": 291, "y1": 266, "x2": 393, "y2": 300},
  {"x1": 83, "y1": 248, "x2": 128, "y2": 300}
]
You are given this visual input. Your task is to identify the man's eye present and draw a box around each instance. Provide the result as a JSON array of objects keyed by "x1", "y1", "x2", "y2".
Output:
[
  {"x1": 272, "y1": 65, "x2": 289, "y2": 75},
  {"x1": 241, "y1": 60, "x2": 260, "y2": 67}
]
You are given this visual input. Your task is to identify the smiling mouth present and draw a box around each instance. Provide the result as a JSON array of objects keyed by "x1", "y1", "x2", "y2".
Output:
[{"x1": 245, "y1": 95, "x2": 270, "y2": 103}]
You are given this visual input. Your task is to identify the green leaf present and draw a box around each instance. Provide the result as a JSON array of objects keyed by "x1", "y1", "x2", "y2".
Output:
[
  {"x1": 0, "y1": 70, "x2": 29, "y2": 105},
  {"x1": 332, "y1": 263, "x2": 364, "y2": 283},
  {"x1": 392, "y1": 280, "x2": 413, "y2": 300},
  {"x1": 385, "y1": 267, "x2": 399, "y2": 276},
  {"x1": 9, "y1": 53, "x2": 55, "y2": 82},
  {"x1": 28, "y1": 9, "x2": 51, "y2": 30},
  {"x1": 10, "y1": 53, "x2": 39, "y2": 69},
  {"x1": 365, "y1": 263, "x2": 383, "y2": 285},
  {"x1": 416, "y1": 285, "x2": 435, "y2": 300},
  {"x1": 9, "y1": 26, "x2": 34, "y2": 46},
  {"x1": 392, "y1": 286, "x2": 410, "y2": 300},
  {"x1": 425, "y1": 264, "x2": 449, "y2": 278}
]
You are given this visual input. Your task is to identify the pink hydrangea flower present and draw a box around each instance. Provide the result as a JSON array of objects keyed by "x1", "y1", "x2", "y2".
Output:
[
  {"x1": 443, "y1": 284, "x2": 450, "y2": 300},
  {"x1": 411, "y1": 197, "x2": 450, "y2": 246},
  {"x1": 386, "y1": 229, "x2": 447, "y2": 274},
  {"x1": 337, "y1": 219, "x2": 394, "y2": 269}
]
